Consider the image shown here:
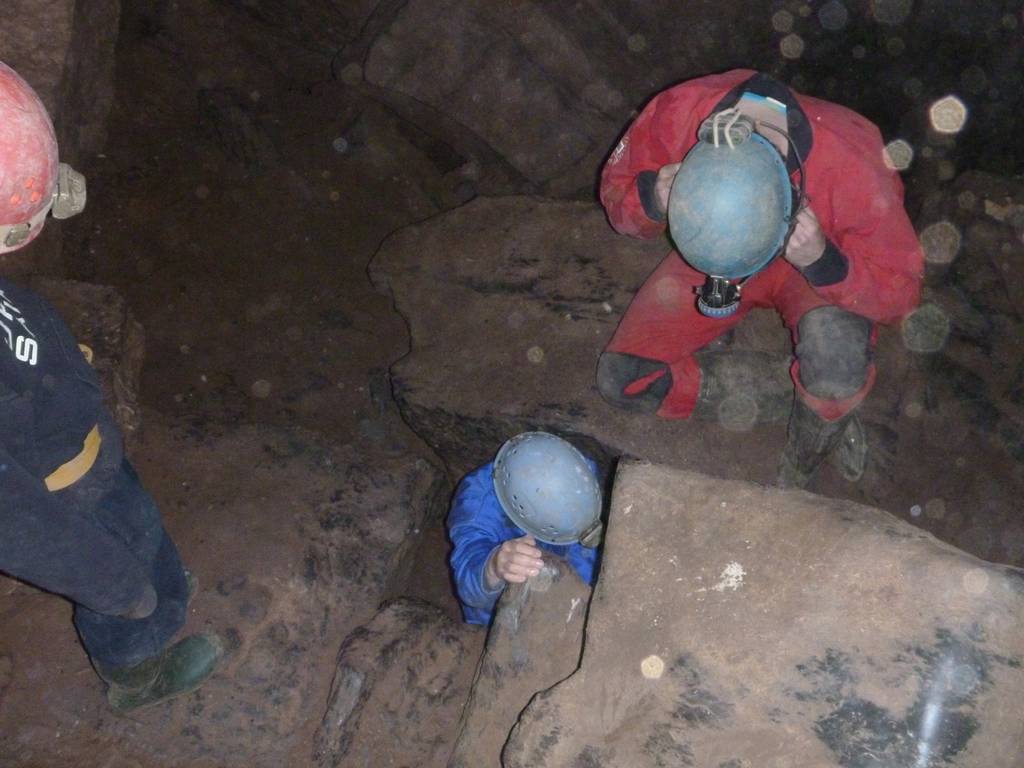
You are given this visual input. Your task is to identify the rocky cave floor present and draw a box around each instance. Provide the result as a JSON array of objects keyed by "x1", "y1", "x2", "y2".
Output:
[{"x1": 1, "y1": 3, "x2": 1023, "y2": 767}]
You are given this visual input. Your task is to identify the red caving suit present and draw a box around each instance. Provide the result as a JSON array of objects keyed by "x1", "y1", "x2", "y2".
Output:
[{"x1": 599, "y1": 69, "x2": 924, "y2": 421}]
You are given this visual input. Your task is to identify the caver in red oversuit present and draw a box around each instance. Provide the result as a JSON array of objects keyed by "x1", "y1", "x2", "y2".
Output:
[{"x1": 597, "y1": 70, "x2": 923, "y2": 488}]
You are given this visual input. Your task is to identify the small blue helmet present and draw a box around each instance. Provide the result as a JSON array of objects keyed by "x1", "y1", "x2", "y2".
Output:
[
  {"x1": 667, "y1": 112, "x2": 793, "y2": 280},
  {"x1": 492, "y1": 432, "x2": 603, "y2": 547}
]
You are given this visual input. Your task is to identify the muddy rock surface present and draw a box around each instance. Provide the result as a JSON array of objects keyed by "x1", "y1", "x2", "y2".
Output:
[
  {"x1": 503, "y1": 460, "x2": 1024, "y2": 767},
  {"x1": 312, "y1": 598, "x2": 484, "y2": 768},
  {"x1": 0, "y1": 414, "x2": 445, "y2": 766},
  {"x1": 448, "y1": 556, "x2": 591, "y2": 768}
]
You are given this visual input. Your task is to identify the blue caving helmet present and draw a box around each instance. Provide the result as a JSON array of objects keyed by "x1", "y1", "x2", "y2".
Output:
[
  {"x1": 667, "y1": 112, "x2": 793, "y2": 280},
  {"x1": 492, "y1": 432, "x2": 603, "y2": 547}
]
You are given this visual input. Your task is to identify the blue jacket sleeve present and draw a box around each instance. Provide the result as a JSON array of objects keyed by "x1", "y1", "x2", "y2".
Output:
[
  {"x1": 447, "y1": 463, "x2": 508, "y2": 625},
  {"x1": 0, "y1": 443, "x2": 153, "y2": 616}
]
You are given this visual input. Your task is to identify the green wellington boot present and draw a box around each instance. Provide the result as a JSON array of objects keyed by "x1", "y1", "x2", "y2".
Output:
[
  {"x1": 777, "y1": 399, "x2": 868, "y2": 489},
  {"x1": 100, "y1": 633, "x2": 224, "y2": 714}
]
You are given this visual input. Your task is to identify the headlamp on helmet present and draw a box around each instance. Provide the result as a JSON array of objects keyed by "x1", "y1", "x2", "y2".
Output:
[{"x1": 667, "y1": 107, "x2": 803, "y2": 318}]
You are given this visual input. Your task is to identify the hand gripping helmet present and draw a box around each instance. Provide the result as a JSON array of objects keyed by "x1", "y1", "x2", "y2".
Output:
[
  {"x1": 492, "y1": 432, "x2": 603, "y2": 547},
  {"x1": 667, "y1": 110, "x2": 794, "y2": 317},
  {"x1": 0, "y1": 61, "x2": 87, "y2": 254}
]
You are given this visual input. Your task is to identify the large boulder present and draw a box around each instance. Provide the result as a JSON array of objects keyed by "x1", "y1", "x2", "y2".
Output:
[
  {"x1": 370, "y1": 195, "x2": 1023, "y2": 565},
  {"x1": 502, "y1": 460, "x2": 1024, "y2": 767},
  {"x1": 370, "y1": 195, "x2": 763, "y2": 480},
  {"x1": 361, "y1": 1, "x2": 767, "y2": 197}
]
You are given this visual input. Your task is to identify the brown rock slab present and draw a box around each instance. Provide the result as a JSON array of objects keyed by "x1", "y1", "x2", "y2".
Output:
[
  {"x1": 371, "y1": 194, "x2": 1024, "y2": 566},
  {"x1": 363, "y1": 1, "x2": 754, "y2": 196},
  {"x1": 448, "y1": 556, "x2": 592, "y2": 768},
  {"x1": 503, "y1": 460, "x2": 1024, "y2": 767},
  {"x1": 312, "y1": 598, "x2": 484, "y2": 768},
  {"x1": 370, "y1": 195, "x2": 745, "y2": 480}
]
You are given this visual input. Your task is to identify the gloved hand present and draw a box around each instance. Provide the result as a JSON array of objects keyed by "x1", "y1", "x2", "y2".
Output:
[
  {"x1": 118, "y1": 582, "x2": 158, "y2": 620},
  {"x1": 485, "y1": 535, "x2": 543, "y2": 588},
  {"x1": 784, "y1": 206, "x2": 827, "y2": 268},
  {"x1": 653, "y1": 162, "x2": 682, "y2": 215}
]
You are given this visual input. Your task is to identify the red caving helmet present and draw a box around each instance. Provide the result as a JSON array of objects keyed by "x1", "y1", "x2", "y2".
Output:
[{"x1": 0, "y1": 60, "x2": 86, "y2": 254}]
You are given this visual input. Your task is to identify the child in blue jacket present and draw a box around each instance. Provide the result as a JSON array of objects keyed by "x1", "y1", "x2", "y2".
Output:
[{"x1": 447, "y1": 434, "x2": 602, "y2": 625}]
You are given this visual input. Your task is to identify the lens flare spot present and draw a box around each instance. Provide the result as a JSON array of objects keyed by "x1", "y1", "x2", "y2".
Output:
[
  {"x1": 641, "y1": 654, "x2": 665, "y2": 679},
  {"x1": 962, "y1": 568, "x2": 990, "y2": 595},
  {"x1": 903, "y1": 401, "x2": 923, "y2": 418},
  {"x1": 961, "y1": 64, "x2": 988, "y2": 95},
  {"x1": 627, "y1": 33, "x2": 648, "y2": 53},
  {"x1": 925, "y1": 498, "x2": 946, "y2": 520},
  {"x1": 883, "y1": 139, "x2": 914, "y2": 171},
  {"x1": 901, "y1": 303, "x2": 951, "y2": 353},
  {"x1": 780, "y1": 33, "x2": 806, "y2": 59},
  {"x1": 871, "y1": 0, "x2": 912, "y2": 25},
  {"x1": 920, "y1": 220, "x2": 961, "y2": 265},
  {"x1": 885, "y1": 36, "x2": 906, "y2": 56},
  {"x1": 819, "y1": 0, "x2": 849, "y2": 30},
  {"x1": 772, "y1": 10, "x2": 794, "y2": 32},
  {"x1": 929, "y1": 95, "x2": 968, "y2": 134},
  {"x1": 717, "y1": 395, "x2": 759, "y2": 433},
  {"x1": 654, "y1": 276, "x2": 683, "y2": 308},
  {"x1": 902, "y1": 77, "x2": 923, "y2": 99}
]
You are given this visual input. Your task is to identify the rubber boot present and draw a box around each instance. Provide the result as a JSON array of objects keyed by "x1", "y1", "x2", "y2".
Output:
[
  {"x1": 691, "y1": 350, "x2": 793, "y2": 429},
  {"x1": 777, "y1": 399, "x2": 868, "y2": 489},
  {"x1": 99, "y1": 633, "x2": 224, "y2": 714}
]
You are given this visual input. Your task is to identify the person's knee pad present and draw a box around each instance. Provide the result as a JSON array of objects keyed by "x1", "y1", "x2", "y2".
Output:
[
  {"x1": 795, "y1": 306, "x2": 873, "y2": 400},
  {"x1": 596, "y1": 351, "x2": 671, "y2": 414}
]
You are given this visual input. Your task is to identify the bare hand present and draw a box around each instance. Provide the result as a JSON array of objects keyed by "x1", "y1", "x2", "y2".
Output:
[
  {"x1": 486, "y1": 535, "x2": 543, "y2": 587},
  {"x1": 783, "y1": 206, "x2": 827, "y2": 268},
  {"x1": 654, "y1": 162, "x2": 682, "y2": 215}
]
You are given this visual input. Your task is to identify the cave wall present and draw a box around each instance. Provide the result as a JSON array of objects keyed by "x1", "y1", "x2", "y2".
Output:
[{"x1": 0, "y1": 0, "x2": 121, "y2": 274}]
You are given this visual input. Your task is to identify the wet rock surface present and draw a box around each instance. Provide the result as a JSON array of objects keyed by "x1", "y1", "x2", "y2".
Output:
[
  {"x1": 449, "y1": 557, "x2": 592, "y2": 768},
  {"x1": 312, "y1": 598, "x2": 484, "y2": 768},
  {"x1": 502, "y1": 460, "x2": 1024, "y2": 767}
]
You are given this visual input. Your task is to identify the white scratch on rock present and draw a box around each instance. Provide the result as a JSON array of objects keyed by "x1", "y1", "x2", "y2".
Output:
[
  {"x1": 711, "y1": 562, "x2": 747, "y2": 592},
  {"x1": 566, "y1": 597, "x2": 581, "y2": 623}
]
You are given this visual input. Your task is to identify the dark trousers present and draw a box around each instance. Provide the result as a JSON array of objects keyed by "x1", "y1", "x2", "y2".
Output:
[{"x1": 73, "y1": 461, "x2": 189, "y2": 669}]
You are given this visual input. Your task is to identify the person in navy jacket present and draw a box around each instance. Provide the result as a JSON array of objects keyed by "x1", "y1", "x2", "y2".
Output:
[{"x1": 0, "y1": 60, "x2": 221, "y2": 713}]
